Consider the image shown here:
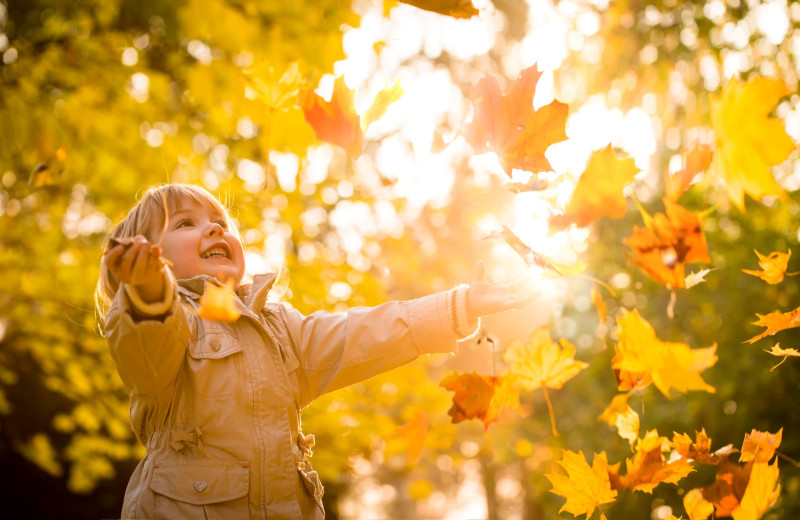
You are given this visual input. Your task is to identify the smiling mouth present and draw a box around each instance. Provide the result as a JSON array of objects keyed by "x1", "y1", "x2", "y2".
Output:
[{"x1": 201, "y1": 247, "x2": 230, "y2": 259}]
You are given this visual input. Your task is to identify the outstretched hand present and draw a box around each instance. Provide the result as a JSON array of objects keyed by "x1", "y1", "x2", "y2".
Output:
[
  {"x1": 466, "y1": 261, "x2": 537, "y2": 322},
  {"x1": 105, "y1": 235, "x2": 166, "y2": 303}
]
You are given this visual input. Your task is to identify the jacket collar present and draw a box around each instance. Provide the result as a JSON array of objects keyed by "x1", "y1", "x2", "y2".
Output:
[{"x1": 177, "y1": 273, "x2": 278, "y2": 313}]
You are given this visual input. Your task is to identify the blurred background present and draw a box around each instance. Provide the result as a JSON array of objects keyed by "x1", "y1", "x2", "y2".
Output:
[{"x1": 1, "y1": 0, "x2": 800, "y2": 518}]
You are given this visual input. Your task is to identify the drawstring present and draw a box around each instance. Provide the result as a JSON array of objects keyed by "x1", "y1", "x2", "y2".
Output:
[{"x1": 170, "y1": 426, "x2": 204, "y2": 453}]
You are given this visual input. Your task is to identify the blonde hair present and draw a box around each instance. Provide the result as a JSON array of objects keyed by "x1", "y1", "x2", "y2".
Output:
[{"x1": 95, "y1": 183, "x2": 239, "y2": 325}]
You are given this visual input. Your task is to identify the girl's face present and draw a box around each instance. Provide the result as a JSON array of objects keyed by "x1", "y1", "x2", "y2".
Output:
[{"x1": 151, "y1": 197, "x2": 245, "y2": 286}]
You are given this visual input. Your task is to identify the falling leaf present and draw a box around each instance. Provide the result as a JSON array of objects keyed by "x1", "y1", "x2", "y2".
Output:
[
  {"x1": 440, "y1": 372, "x2": 522, "y2": 430},
  {"x1": 393, "y1": 409, "x2": 429, "y2": 466},
  {"x1": 740, "y1": 429, "x2": 782, "y2": 464},
  {"x1": 684, "y1": 488, "x2": 715, "y2": 520},
  {"x1": 549, "y1": 146, "x2": 639, "y2": 231},
  {"x1": 685, "y1": 268, "x2": 713, "y2": 289},
  {"x1": 701, "y1": 455, "x2": 754, "y2": 516},
  {"x1": 197, "y1": 280, "x2": 241, "y2": 322},
  {"x1": 29, "y1": 147, "x2": 67, "y2": 187},
  {"x1": 613, "y1": 308, "x2": 717, "y2": 396},
  {"x1": 397, "y1": 0, "x2": 479, "y2": 18},
  {"x1": 598, "y1": 394, "x2": 639, "y2": 445},
  {"x1": 765, "y1": 343, "x2": 800, "y2": 371},
  {"x1": 504, "y1": 328, "x2": 588, "y2": 435},
  {"x1": 463, "y1": 65, "x2": 568, "y2": 176},
  {"x1": 747, "y1": 306, "x2": 800, "y2": 343},
  {"x1": 245, "y1": 61, "x2": 306, "y2": 111},
  {"x1": 546, "y1": 450, "x2": 617, "y2": 519},
  {"x1": 591, "y1": 285, "x2": 607, "y2": 325},
  {"x1": 624, "y1": 200, "x2": 710, "y2": 289},
  {"x1": 672, "y1": 429, "x2": 731, "y2": 465},
  {"x1": 665, "y1": 143, "x2": 713, "y2": 201},
  {"x1": 710, "y1": 76, "x2": 795, "y2": 212},
  {"x1": 612, "y1": 430, "x2": 695, "y2": 493},
  {"x1": 742, "y1": 250, "x2": 792, "y2": 285},
  {"x1": 360, "y1": 79, "x2": 404, "y2": 131},
  {"x1": 483, "y1": 225, "x2": 562, "y2": 274},
  {"x1": 731, "y1": 460, "x2": 781, "y2": 520}
]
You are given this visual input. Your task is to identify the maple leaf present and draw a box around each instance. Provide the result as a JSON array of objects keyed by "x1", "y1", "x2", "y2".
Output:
[
  {"x1": 701, "y1": 455, "x2": 754, "y2": 516},
  {"x1": 765, "y1": 343, "x2": 800, "y2": 371},
  {"x1": 549, "y1": 146, "x2": 639, "y2": 231},
  {"x1": 665, "y1": 143, "x2": 713, "y2": 202},
  {"x1": 396, "y1": 0, "x2": 479, "y2": 18},
  {"x1": 546, "y1": 450, "x2": 617, "y2": 519},
  {"x1": 300, "y1": 76, "x2": 403, "y2": 158},
  {"x1": 463, "y1": 65, "x2": 568, "y2": 176},
  {"x1": 684, "y1": 488, "x2": 715, "y2": 520},
  {"x1": 742, "y1": 249, "x2": 792, "y2": 285},
  {"x1": 197, "y1": 280, "x2": 241, "y2": 322},
  {"x1": 710, "y1": 76, "x2": 795, "y2": 212},
  {"x1": 483, "y1": 225, "x2": 577, "y2": 275},
  {"x1": 740, "y1": 428, "x2": 782, "y2": 463},
  {"x1": 672, "y1": 429, "x2": 732, "y2": 465},
  {"x1": 624, "y1": 199, "x2": 710, "y2": 289},
  {"x1": 731, "y1": 460, "x2": 781, "y2": 520},
  {"x1": 747, "y1": 306, "x2": 800, "y2": 343},
  {"x1": 613, "y1": 309, "x2": 717, "y2": 396},
  {"x1": 439, "y1": 372, "x2": 522, "y2": 430},
  {"x1": 504, "y1": 328, "x2": 588, "y2": 435},
  {"x1": 598, "y1": 394, "x2": 639, "y2": 445},
  {"x1": 614, "y1": 430, "x2": 695, "y2": 493},
  {"x1": 393, "y1": 409, "x2": 429, "y2": 466},
  {"x1": 245, "y1": 61, "x2": 306, "y2": 111},
  {"x1": 685, "y1": 268, "x2": 713, "y2": 289}
]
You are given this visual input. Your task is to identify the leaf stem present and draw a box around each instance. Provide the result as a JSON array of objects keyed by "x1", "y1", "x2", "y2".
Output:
[
  {"x1": 777, "y1": 450, "x2": 800, "y2": 467},
  {"x1": 542, "y1": 386, "x2": 558, "y2": 437}
]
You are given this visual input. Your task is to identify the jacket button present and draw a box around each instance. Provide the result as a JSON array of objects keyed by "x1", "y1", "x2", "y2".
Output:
[
  {"x1": 210, "y1": 339, "x2": 221, "y2": 352},
  {"x1": 193, "y1": 481, "x2": 208, "y2": 493}
]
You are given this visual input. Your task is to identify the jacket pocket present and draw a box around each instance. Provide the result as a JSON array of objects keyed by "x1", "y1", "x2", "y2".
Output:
[
  {"x1": 150, "y1": 459, "x2": 250, "y2": 520},
  {"x1": 188, "y1": 326, "x2": 244, "y2": 400}
]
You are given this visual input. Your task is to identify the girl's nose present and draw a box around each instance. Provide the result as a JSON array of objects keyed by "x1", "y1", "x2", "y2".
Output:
[{"x1": 205, "y1": 222, "x2": 224, "y2": 237}]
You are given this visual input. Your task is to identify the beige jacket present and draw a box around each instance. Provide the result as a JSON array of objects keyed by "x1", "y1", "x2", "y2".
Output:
[{"x1": 106, "y1": 272, "x2": 473, "y2": 520}]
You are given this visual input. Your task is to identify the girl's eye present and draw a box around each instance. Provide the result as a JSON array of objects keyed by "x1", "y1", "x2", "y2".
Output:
[{"x1": 176, "y1": 218, "x2": 193, "y2": 228}]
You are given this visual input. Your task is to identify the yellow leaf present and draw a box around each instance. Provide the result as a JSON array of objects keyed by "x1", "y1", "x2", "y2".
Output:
[
  {"x1": 244, "y1": 61, "x2": 306, "y2": 111},
  {"x1": 731, "y1": 460, "x2": 781, "y2": 520},
  {"x1": 361, "y1": 78, "x2": 404, "y2": 131},
  {"x1": 197, "y1": 280, "x2": 241, "y2": 322},
  {"x1": 742, "y1": 249, "x2": 792, "y2": 285},
  {"x1": 615, "y1": 430, "x2": 695, "y2": 493},
  {"x1": 740, "y1": 428, "x2": 782, "y2": 464},
  {"x1": 591, "y1": 285, "x2": 607, "y2": 325},
  {"x1": 710, "y1": 77, "x2": 795, "y2": 212},
  {"x1": 393, "y1": 409, "x2": 429, "y2": 466},
  {"x1": 550, "y1": 146, "x2": 639, "y2": 230},
  {"x1": 765, "y1": 343, "x2": 800, "y2": 371},
  {"x1": 546, "y1": 450, "x2": 617, "y2": 519},
  {"x1": 672, "y1": 429, "x2": 729, "y2": 465},
  {"x1": 684, "y1": 488, "x2": 715, "y2": 520},
  {"x1": 598, "y1": 394, "x2": 639, "y2": 445},
  {"x1": 613, "y1": 309, "x2": 717, "y2": 396}
]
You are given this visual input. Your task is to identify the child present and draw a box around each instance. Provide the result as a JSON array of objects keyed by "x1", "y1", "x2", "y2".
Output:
[{"x1": 97, "y1": 183, "x2": 535, "y2": 520}]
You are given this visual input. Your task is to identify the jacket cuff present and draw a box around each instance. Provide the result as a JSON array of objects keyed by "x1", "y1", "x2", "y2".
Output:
[
  {"x1": 406, "y1": 292, "x2": 460, "y2": 354},
  {"x1": 452, "y1": 285, "x2": 480, "y2": 340},
  {"x1": 122, "y1": 268, "x2": 175, "y2": 317}
]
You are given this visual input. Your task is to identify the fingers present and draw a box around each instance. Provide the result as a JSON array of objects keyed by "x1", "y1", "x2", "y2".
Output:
[
  {"x1": 473, "y1": 260, "x2": 486, "y2": 283},
  {"x1": 107, "y1": 235, "x2": 155, "y2": 285}
]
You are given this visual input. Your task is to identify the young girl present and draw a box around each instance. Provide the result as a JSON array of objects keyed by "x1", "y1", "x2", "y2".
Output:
[{"x1": 97, "y1": 183, "x2": 534, "y2": 520}]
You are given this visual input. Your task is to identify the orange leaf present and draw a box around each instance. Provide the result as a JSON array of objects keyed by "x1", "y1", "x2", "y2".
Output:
[
  {"x1": 701, "y1": 455, "x2": 753, "y2": 517},
  {"x1": 549, "y1": 146, "x2": 639, "y2": 231},
  {"x1": 742, "y1": 249, "x2": 792, "y2": 285},
  {"x1": 439, "y1": 372, "x2": 522, "y2": 430},
  {"x1": 747, "y1": 306, "x2": 800, "y2": 343},
  {"x1": 546, "y1": 450, "x2": 618, "y2": 519},
  {"x1": 765, "y1": 343, "x2": 800, "y2": 371},
  {"x1": 591, "y1": 285, "x2": 607, "y2": 325},
  {"x1": 397, "y1": 0, "x2": 479, "y2": 18},
  {"x1": 613, "y1": 309, "x2": 717, "y2": 396},
  {"x1": 197, "y1": 280, "x2": 241, "y2": 322},
  {"x1": 731, "y1": 460, "x2": 781, "y2": 520},
  {"x1": 710, "y1": 76, "x2": 795, "y2": 212},
  {"x1": 672, "y1": 429, "x2": 731, "y2": 465},
  {"x1": 665, "y1": 143, "x2": 713, "y2": 201},
  {"x1": 624, "y1": 199, "x2": 710, "y2": 289},
  {"x1": 393, "y1": 409, "x2": 429, "y2": 466},
  {"x1": 300, "y1": 76, "x2": 363, "y2": 158},
  {"x1": 463, "y1": 65, "x2": 568, "y2": 176},
  {"x1": 615, "y1": 430, "x2": 695, "y2": 493},
  {"x1": 740, "y1": 428, "x2": 782, "y2": 464}
]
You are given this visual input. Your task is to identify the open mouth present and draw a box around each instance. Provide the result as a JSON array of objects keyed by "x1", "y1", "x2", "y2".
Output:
[{"x1": 201, "y1": 246, "x2": 230, "y2": 259}]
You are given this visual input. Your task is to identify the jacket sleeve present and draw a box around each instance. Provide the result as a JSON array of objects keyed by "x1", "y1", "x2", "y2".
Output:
[
  {"x1": 278, "y1": 290, "x2": 472, "y2": 407},
  {"x1": 105, "y1": 269, "x2": 191, "y2": 400}
]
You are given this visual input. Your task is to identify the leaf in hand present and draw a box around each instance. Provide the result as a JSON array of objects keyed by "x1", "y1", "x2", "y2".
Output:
[
  {"x1": 742, "y1": 249, "x2": 792, "y2": 285},
  {"x1": 613, "y1": 309, "x2": 717, "y2": 396},
  {"x1": 393, "y1": 409, "x2": 429, "y2": 466},
  {"x1": 624, "y1": 200, "x2": 710, "y2": 289},
  {"x1": 546, "y1": 450, "x2": 617, "y2": 519},
  {"x1": 549, "y1": 146, "x2": 639, "y2": 231},
  {"x1": 615, "y1": 430, "x2": 695, "y2": 493},
  {"x1": 740, "y1": 428, "x2": 782, "y2": 463},
  {"x1": 197, "y1": 280, "x2": 241, "y2": 322},
  {"x1": 463, "y1": 65, "x2": 568, "y2": 176},
  {"x1": 747, "y1": 306, "x2": 800, "y2": 343},
  {"x1": 439, "y1": 372, "x2": 522, "y2": 430},
  {"x1": 504, "y1": 328, "x2": 587, "y2": 435},
  {"x1": 710, "y1": 76, "x2": 795, "y2": 212}
]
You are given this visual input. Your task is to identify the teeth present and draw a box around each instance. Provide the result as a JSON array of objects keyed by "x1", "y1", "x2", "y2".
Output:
[{"x1": 202, "y1": 247, "x2": 228, "y2": 259}]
